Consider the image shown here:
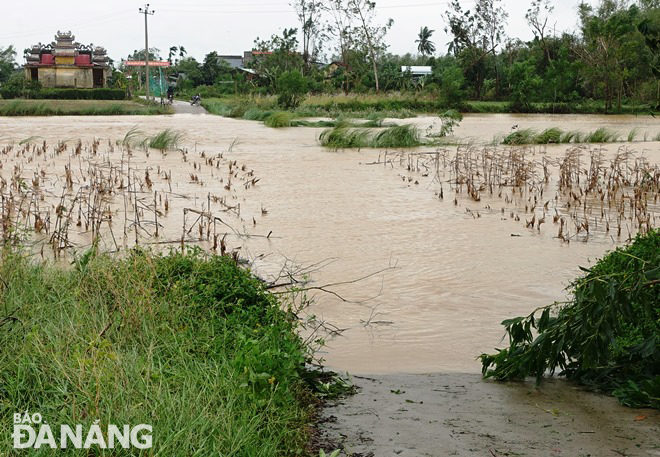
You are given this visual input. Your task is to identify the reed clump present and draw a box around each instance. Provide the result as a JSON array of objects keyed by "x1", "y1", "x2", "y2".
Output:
[
  {"x1": 501, "y1": 127, "x2": 622, "y2": 145},
  {"x1": 319, "y1": 124, "x2": 424, "y2": 149}
]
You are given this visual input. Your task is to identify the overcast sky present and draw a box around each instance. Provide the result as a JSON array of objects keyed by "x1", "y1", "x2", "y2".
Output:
[{"x1": 0, "y1": 0, "x2": 594, "y2": 63}]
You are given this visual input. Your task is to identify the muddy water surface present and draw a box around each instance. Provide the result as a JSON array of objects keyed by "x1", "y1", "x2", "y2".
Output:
[{"x1": 1, "y1": 113, "x2": 658, "y2": 375}]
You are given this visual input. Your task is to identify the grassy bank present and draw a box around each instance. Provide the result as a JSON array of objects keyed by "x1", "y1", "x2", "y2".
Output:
[
  {"x1": 0, "y1": 248, "x2": 315, "y2": 455},
  {"x1": 200, "y1": 94, "x2": 655, "y2": 121},
  {"x1": 0, "y1": 99, "x2": 173, "y2": 116},
  {"x1": 481, "y1": 229, "x2": 660, "y2": 409}
]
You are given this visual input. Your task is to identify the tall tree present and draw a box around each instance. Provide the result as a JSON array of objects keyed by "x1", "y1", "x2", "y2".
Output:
[
  {"x1": 444, "y1": 0, "x2": 507, "y2": 98},
  {"x1": 346, "y1": 0, "x2": 392, "y2": 91},
  {"x1": 0, "y1": 45, "x2": 17, "y2": 84},
  {"x1": 291, "y1": 0, "x2": 325, "y2": 74},
  {"x1": 252, "y1": 28, "x2": 304, "y2": 88},
  {"x1": 526, "y1": 0, "x2": 554, "y2": 63},
  {"x1": 576, "y1": 1, "x2": 649, "y2": 111},
  {"x1": 416, "y1": 26, "x2": 436, "y2": 57}
]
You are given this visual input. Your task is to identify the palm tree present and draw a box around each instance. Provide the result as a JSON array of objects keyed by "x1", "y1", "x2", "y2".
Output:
[
  {"x1": 416, "y1": 26, "x2": 436, "y2": 57},
  {"x1": 178, "y1": 46, "x2": 187, "y2": 61},
  {"x1": 168, "y1": 46, "x2": 178, "y2": 64}
]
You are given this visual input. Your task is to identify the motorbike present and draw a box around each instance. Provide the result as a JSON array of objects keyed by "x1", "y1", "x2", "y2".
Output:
[{"x1": 190, "y1": 95, "x2": 201, "y2": 106}]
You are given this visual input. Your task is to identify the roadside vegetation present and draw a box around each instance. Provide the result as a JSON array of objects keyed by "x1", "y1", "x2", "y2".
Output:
[
  {"x1": 0, "y1": 247, "x2": 324, "y2": 455},
  {"x1": 480, "y1": 230, "x2": 659, "y2": 409}
]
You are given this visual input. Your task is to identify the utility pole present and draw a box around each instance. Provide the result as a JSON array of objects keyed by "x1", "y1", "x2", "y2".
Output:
[{"x1": 139, "y1": 4, "x2": 155, "y2": 101}]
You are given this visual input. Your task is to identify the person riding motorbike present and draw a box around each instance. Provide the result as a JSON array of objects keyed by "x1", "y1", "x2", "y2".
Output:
[
  {"x1": 167, "y1": 86, "x2": 174, "y2": 104},
  {"x1": 190, "y1": 94, "x2": 201, "y2": 106}
]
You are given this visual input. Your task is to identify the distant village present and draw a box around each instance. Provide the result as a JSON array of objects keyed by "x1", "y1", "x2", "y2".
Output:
[{"x1": 23, "y1": 30, "x2": 431, "y2": 92}]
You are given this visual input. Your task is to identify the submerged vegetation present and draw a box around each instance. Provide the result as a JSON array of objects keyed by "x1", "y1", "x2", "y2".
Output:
[
  {"x1": 480, "y1": 230, "x2": 659, "y2": 409},
  {"x1": 0, "y1": 248, "x2": 316, "y2": 454}
]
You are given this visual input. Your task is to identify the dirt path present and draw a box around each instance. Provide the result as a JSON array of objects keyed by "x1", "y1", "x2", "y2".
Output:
[
  {"x1": 171, "y1": 99, "x2": 207, "y2": 114},
  {"x1": 319, "y1": 373, "x2": 659, "y2": 457}
]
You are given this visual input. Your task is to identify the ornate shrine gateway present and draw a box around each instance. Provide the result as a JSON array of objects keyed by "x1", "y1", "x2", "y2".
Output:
[{"x1": 24, "y1": 31, "x2": 111, "y2": 89}]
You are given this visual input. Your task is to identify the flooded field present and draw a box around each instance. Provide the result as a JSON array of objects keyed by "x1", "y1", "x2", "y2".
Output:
[{"x1": 1, "y1": 113, "x2": 658, "y2": 374}]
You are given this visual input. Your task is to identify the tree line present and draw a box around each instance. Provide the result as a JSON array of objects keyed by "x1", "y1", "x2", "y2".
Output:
[{"x1": 2, "y1": 0, "x2": 660, "y2": 112}]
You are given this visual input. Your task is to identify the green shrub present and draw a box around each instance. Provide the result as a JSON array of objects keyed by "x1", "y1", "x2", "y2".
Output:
[
  {"x1": 276, "y1": 70, "x2": 308, "y2": 109},
  {"x1": 480, "y1": 230, "x2": 660, "y2": 408}
]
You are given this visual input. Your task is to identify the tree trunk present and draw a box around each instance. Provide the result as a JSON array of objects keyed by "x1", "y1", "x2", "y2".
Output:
[{"x1": 354, "y1": 3, "x2": 380, "y2": 91}]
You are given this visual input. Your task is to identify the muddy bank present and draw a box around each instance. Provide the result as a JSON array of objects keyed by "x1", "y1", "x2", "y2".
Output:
[{"x1": 320, "y1": 373, "x2": 659, "y2": 457}]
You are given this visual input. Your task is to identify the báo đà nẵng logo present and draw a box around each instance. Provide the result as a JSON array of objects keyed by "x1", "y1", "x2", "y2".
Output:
[{"x1": 12, "y1": 412, "x2": 152, "y2": 449}]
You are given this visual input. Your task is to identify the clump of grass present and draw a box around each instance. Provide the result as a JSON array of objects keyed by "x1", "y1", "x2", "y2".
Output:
[
  {"x1": 319, "y1": 124, "x2": 424, "y2": 149},
  {"x1": 560, "y1": 130, "x2": 582, "y2": 143},
  {"x1": 371, "y1": 124, "x2": 422, "y2": 148},
  {"x1": 243, "y1": 107, "x2": 274, "y2": 121},
  {"x1": 584, "y1": 127, "x2": 620, "y2": 143},
  {"x1": 627, "y1": 127, "x2": 639, "y2": 142},
  {"x1": 264, "y1": 111, "x2": 293, "y2": 128},
  {"x1": 147, "y1": 128, "x2": 184, "y2": 150},
  {"x1": 502, "y1": 128, "x2": 537, "y2": 145},
  {"x1": 319, "y1": 127, "x2": 370, "y2": 149},
  {"x1": 121, "y1": 127, "x2": 184, "y2": 150},
  {"x1": 122, "y1": 125, "x2": 145, "y2": 147},
  {"x1": 535, "y1": 127, "x2": 562, "y2": 144},
  {"x1": 500, "y1": 126, "x2": 624, "y2": 145},
  {"x1": 0, "y1": 248, "x2": 316, "y2": 455}
]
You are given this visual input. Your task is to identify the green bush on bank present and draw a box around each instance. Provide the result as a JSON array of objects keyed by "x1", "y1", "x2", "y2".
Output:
[
  {"x1": 480, "y1": 230, "x2": 660, "y2": 409},
  {"x1": 0, "y1": 248, "x2": 314, "y2": 455}
]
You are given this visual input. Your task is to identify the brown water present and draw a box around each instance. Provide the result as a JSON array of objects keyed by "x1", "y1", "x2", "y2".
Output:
[{"x1": 1, "y1": 113, "x2": 658, "y2": 374}]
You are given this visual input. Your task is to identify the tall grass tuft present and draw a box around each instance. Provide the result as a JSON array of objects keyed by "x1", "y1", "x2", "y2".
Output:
[
  {"x1": 371, "y1": 124, "x2": 422, "y2": 148},
  {"x1": 122, "y1": 125, "x2": 145, "y2": 148},
  {"x1": 627, "y1": 127, "x2": 639, "y2": 142},
  {"x1": 264, "y1": 111, "x2": 293, "y2": 128},
  {"x1": 502, "y1": 128, "x2": 537, "y2": 145},
  {"x1": 319, "y1": 127, "x2": 370, "y2": 149},
  {"x1": 147, "y1": 128, "x2": 185, "y2": 150},
  {"x1": 584, "y1": 127, "x2": 620, "y2": 143},
  {"x1": 535, "y1": 127, "x2": 562, "y2": 144}
]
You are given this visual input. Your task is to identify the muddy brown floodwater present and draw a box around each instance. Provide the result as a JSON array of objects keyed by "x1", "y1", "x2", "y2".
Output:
[{"x1": 1, "y1": 113, "x2": 658, "y2": 456}]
